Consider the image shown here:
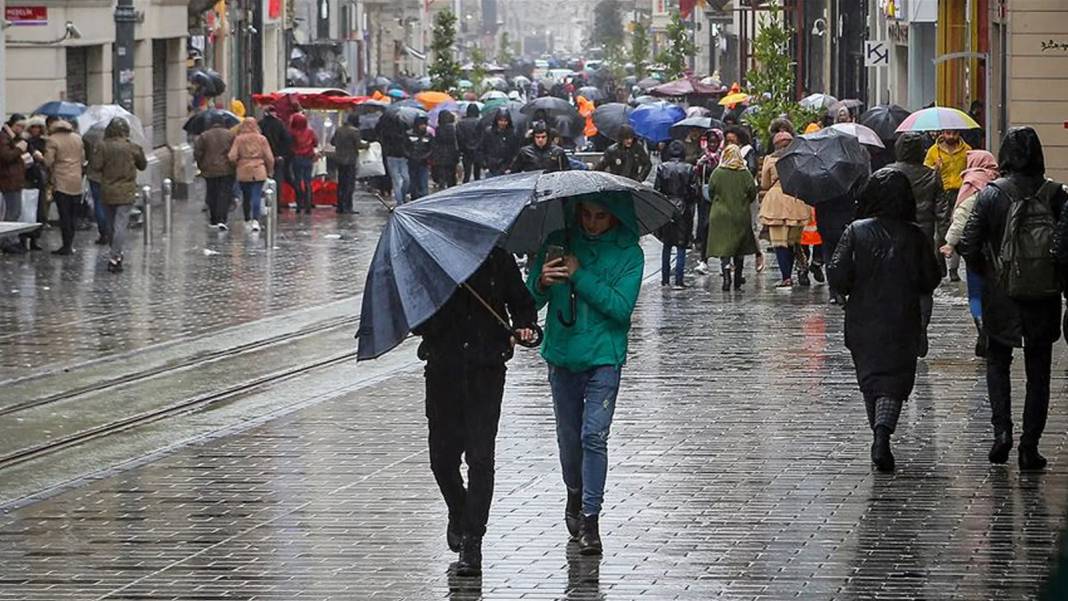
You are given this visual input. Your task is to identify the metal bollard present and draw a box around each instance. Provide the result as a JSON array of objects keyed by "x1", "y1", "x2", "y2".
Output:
[
  {"x1": 162, "y1": 178, "x2": 173, "y2": 235},
  {"x1": 264, "y1": 179, "x2": 277, "y2": 250},
  {"x1": 141, "y1": 185, "x2": 153, "y2": 245}
]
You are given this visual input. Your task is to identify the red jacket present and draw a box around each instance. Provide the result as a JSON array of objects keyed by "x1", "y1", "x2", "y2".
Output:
[{"x1": 289, "y1": 114, "x2": 318, "y2": 158}]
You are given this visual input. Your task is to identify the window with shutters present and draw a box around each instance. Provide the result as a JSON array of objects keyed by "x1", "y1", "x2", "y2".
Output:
[
  {"x1": 152, "y1": 39, "x2": 169, "y2": 147},
  {"x1": 66, "y1": 47, "x2": 89, "y2": 104}
]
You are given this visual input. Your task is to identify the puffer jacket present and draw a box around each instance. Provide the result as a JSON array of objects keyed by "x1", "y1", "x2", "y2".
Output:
[
  {"x1": 89, "y1": 118, "x2": 147, "y2": 205},
  {"x1": 511, "y1": 141, "x2": 569, "y2": 173},
  {"x1": 228, "y1": 119, "x2": 275, "y2": 182},
  {"x1": 43, "y1": 120, "x2": 85, "y2": 196},
  {"x1": 0, "y1": 125, "x2": 28, "y2": 192},
  {"x1": 889, "y1": 132, "x2": 942, "y2": 237},
  {"x1": 194, "y1": 125, "x2": 235, "y2": 178}
]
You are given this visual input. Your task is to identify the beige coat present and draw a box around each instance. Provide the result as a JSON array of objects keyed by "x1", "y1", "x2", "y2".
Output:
[
  {"x1": 227, "y1": 120, "x2": 275, "y2": 182},
  {"x1": 758, "y1": 154, "x2": 813, "y2": 226},
  {"x1": 44, "y1": 121, "x2": 85, "y2": 196}
]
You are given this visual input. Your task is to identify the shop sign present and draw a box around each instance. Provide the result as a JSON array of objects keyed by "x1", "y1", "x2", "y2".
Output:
[{"x1": 5, "y1": 6, "x2": 47, "y2": 26}]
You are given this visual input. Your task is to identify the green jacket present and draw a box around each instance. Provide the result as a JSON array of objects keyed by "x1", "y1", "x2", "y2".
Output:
[
  {"x1": 705, "y1": 165, "x2": 758, "y2": 259},
  {"x1": 526, "y1": 196, "x2": 645, "y2": 372},
  {"x1": 89, "y1": 119, "x2": 147, "y2": 206}
]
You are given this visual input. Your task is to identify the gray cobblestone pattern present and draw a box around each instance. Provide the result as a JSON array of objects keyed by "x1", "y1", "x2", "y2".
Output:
[{"x1": 2, "y1": 244, "x2": 1068, "y2": 600}]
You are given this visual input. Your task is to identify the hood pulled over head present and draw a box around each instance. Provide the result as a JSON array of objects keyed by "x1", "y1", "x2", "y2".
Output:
[{"x1": 860, "y1": 167, "x2": 916, "y2": 220}]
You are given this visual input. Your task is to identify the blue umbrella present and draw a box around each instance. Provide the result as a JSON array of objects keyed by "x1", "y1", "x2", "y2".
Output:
[
  {"x1": 628, "y1": 101, "x2": 685, "y2": 143},
  {"x1": 356, "y1": 170, "x2": 676, "y2": 360},
  {"x1": 34, "y1": 101, "x2": 86, "y2": 119}
]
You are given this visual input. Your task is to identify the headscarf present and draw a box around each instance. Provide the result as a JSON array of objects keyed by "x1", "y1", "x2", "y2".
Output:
[
  {"x1": 235, "y1": 117, "x2": 261, "y2": 136},
  {"x1": 956, "y1": 150, "x2": 998, "y2": 207},
  {"x1": 720, "y1": 144, "x2": 747, "y2": 171}
]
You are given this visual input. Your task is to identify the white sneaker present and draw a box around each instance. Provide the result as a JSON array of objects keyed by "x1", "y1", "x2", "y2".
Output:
[
  {"x1": 244, "y1": 221, "x2": 253, "y2": 232},
  {"x1": 694, "y1": 261, "x2": 709, "y2": 275},
  {"x1": 251, "y1": 221, "x2": 261, "y2": 232},
  {"x1": 217, "y1": 223, "x2": 229, "y2": 232}
]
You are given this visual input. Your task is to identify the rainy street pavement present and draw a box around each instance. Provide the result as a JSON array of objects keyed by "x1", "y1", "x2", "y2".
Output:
[{"x1": 3, "y1": 195, "x2": 1068, "y2": 599}]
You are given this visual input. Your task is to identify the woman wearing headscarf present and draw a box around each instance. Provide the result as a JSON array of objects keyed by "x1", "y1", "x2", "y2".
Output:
[
  {"x1": 692, "y1": 129, "x2": 723, "y2": 275},
  {"x1": 941, "y1": 150, "x2": 998, "y2": 357},
  {"x1": 759, "y1": 131, "x2": 815, "y2": 288},
  {"x1": 827, "y1": 168, "x2": 942, "y2": 472},
  {"x1": 228, "y1": 118, "x2": 275, "y2": 232},
  {"x1": 705, "y1": 144, "x2": 758, "y2": 291}
]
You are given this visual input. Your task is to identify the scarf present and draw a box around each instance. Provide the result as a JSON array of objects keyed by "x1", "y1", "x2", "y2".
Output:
[
  {"x1": 720, "y1": 144, "x2": 746, "y2": 171},
  {"x1": 956, "y1": 150, "x2": 998, "y2": 207}
]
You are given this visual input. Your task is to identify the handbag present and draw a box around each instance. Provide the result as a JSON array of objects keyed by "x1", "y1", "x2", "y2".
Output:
[
  {"x1": 19, "y1": 189, "x2": 39, "y2": 223},
  {"x1": 357, "y1": 142, "x2": 386, "y2": 178}
]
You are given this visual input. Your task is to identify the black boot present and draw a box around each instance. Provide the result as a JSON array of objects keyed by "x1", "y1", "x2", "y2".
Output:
[
  {"x1": 732, "y1": 265, "x2": 744, "y2": 290},
  {"x1": 1018, "y1": 445, "x2": 1047, "y2": 471},
  {"x1": 446, "y1": 514, "x2": 463, "y2": 553},
  {"x1": 721, "y1": 268, "x2": 731, "y2": 291},
  {"x1": 565, "y1": 488, "x2": 582, "y2": 541},
  {"x1": 456, "y1": 536, "x2": 482, "y2": 576},
  {"x1": 809, "y1": 262, "x2": 825, "y2": 283},
  {"x1": 988, "y1": 431, "x2": 1012, "y2": 464},
  {"x1": 973, "y1": 318, "x2": 988, "y2": 358},
  {"x1": 871, "y1": 426, "x2": 895, "y2": 472},
  {"x1": 578, "y1": 514, "x2": 602, "y2": 556}
]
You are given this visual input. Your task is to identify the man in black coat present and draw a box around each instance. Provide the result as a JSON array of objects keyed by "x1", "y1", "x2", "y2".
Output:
[
  {"x1": 430, "y1": 111, "x2": 460, "y2": 189},
  {"x1": 481, "y1": 108, "x2": 520, "y2": 177},
  {"x1": 511, "y1": 121, "x2": 570, "y2": 173},
  {"x1": 958, "y1": 126, "x2": 1068, "y2": 470},
  {"x1": 456, "y1": 104, "x2": 483, "y2": 182},
  {"x1": 889, "y1": 132, "x2": 944, "y2": 355},
  {"x1": 412, "y1": 248, "x2": 537, "y2": 577},
  {"x1": 330, "y1": 112, "x2": 366, "y2": 213},
  {"x1": 259, "y1": 106, "x2": 292, "y2": 210},
  {"x1": 828, "y1": 168, "x2": 942, "y2": 472},
  {"x1": 593, "y1": 125, "x2": 651, "y2": 183},
  {"x1": 654, "y1": 140, "x2": 697, "y2": 287}
]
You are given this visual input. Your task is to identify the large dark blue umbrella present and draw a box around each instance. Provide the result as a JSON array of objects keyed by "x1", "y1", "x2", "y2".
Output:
[
  {"x1": 628, "y1": 101, "x2": 685, "y2": 143},
  {"x1": 33, "y1": 101, "x2": 86, "y2": 119},
  {"x1": 356, "y1": 170, "x2": 676, "y2": 360}
]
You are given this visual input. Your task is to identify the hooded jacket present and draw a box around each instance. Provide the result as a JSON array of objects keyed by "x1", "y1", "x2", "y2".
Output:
[
  {"x1": 889, "y1": 132, "x2": 942, "y2": 236},
  {"x1": 194, "y1": 122, "x2": 236, "y2": 178},
  {"x1": 958, "y1": 127, "x2": 1067, "y2": 348},
  {"x1": 43, "y1": 120, "x2": 85, "y2": 196},
  {"x1": 288, "y1": 113, "x2": 318, "y2": 159},
  {"x1": 456, "y1": 104, "x2": 484, "y2": 157},
  {"x1": 511, "y1": 133, "x2": 570, "y2": 173},
  {"x1": 89, "y1": 118, "x2": 147, "y2": 205},
  {"x1": 378, "y1": 112, "x2": 412, "y2": 159},
  {"x1": 429, "y1": 111, "x2": 460, "y2": 167},
  {"x1": 258, "y1": 111, "x2": 292, "y2": 159},
  {"x1": 481, "y1": 109, "x2": 520, "y2": 173},
  {"x1": 228, "y1": 118, "x2": 275, "y2": 182},
  {"x1": 526, "y1": 197, "x2": 645, "y2": 372},
  {"x1": 595, "y1": 137, "x2": 652, "y2": 183},
  {"x1": 330, "y1": 113, "x2": 365, "y2": 167},
  {"x1": 827, "y1": 168, "x2": 942, "y2": 399},
  {"x1": 0, "y1": 124, "x2": 27, "y2": 192},
  {"x1": 654, "y1": 140, "x2": 698, "y2": 248}
]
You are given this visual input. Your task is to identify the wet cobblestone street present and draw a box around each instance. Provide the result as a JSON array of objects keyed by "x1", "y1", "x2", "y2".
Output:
[{"x1": 2, "y1": 193, "x2": 1068, "y2": 599}]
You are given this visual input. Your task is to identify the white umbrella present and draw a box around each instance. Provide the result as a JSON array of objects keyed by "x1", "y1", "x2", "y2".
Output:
[
  {"x1": 77, "y1": 105, "x2": 148, "y2": 149},
  {"x1": 830, "y1": 122, "x2": 885, "y2": 149},
  {"x1": 480, "y1": 90, "x2": 508, "y2": 102}
]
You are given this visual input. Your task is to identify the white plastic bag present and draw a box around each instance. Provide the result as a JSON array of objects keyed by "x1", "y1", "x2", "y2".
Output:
[
  {"x1": 19, "y1": 189, "x2": 38, "y2": 223},
  {"x1": 357, "y1": 142, "x2": 386, "y2": 178}
]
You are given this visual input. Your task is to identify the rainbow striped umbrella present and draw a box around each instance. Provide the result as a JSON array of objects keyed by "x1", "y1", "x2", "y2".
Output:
[{"x1": 895, "y1": 107, "x2": 980, "y2": 133}]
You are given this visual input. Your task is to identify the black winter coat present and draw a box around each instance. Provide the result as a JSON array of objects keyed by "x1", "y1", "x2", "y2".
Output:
[
  {"x1": 595, "y1": 141, "x2": 652, "y2": 182},
  {"x1": 330, "y1": 125, "x2": 363, "y2": 166},
  {"x1": 408, "y1": 130, "x2": 433, "y2": 164},
  {"x1": 378, "y1": 117, "x2": 412, "y2": 159},
  {"x1": 413, "y1": 248, "x2": 537, "y2": 367},
  {"x1": 481, "y1": 125, "x2": 520, "y2": 173},
  {"x1": 889, "y1": 162, "x2": 941, "y2": 237},
  {"x1": 828, "y1": 217, "x2": 941, "y2": 399},
  {"x1": 259, "y1": 115, "x2": 292, "y2": 158},
  {"x1": 958, "y1": 174, "x2": 1067, "y2": 347},
  {"x1": 511, "y1": 142, "x2": 569, "y2": 173},
  {"x1": 430, "y1": 123, "x2": 460, "y2": 167},
  {"x1": 456, "y1": 117, "x2": 483, "y2": 157},
  {"x1": 654, "y1": 160, "x2": 698, "y2": 248}
]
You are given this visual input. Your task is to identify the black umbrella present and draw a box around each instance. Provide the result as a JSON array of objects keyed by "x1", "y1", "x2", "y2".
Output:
[
  {"x1": 576, "y1": 86, "x2": 604, "y2": 101},
  {"x1": 858, "y1": 104, "x2": 912, "y2": 141},
  {"x1": 776, "y1": 128, "x2": 871, "y2": 204},
  {"x1": 356, "y1": 170, "x2": 676, "y2": 360},
  {"x1": 384, "y1": 103, "x2": 428, "y2": 127},
  {"x1": 183, "y1": 109, "x2": 240, "y2": 135},
  {"x1": 669, "y1": 116, "x2": 726, "y2": 139},
  {"x1": 631, "y1": 95, "x2": 658, "y2": 106},
  {"x1": 592, "y1": 103, "x2": 633, "y2": 141},
  {"x1": 521, "y1": 96, "x2": 579, "y2": 121}
]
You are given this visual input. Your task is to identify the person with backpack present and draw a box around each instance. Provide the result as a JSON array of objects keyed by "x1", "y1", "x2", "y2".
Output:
[{"x1": 958, "y1": 126, "x2": 1068, "y2": 471}]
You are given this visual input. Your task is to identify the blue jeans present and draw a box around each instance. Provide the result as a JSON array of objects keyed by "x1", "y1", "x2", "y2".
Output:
[
  {"x1": 548, "y1": 364, "x2": 622, "y2": 516},
  {"x1": 386, "y1": 156, "x2": 410, "y2": 205},
  {"x1": 966, "y1": 265, "x2": 983, "y2": 320},
  {"x1": 240, "y1": 181, "x2": 263, "y2": 221},
  {"x1": 409, "y1": 162, "x2": 429, "y2": 200},
  {"x1": 291, "y1": 156, "x2": 314, "y2": 211},
  {"x1": 661, "y1": 244, "x2": 685, "y2": 285}
]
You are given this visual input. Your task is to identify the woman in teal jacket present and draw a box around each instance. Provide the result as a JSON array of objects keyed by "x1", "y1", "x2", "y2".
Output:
[{"x1": 526, "y1": 196, "x2": 644, "y2": 556}]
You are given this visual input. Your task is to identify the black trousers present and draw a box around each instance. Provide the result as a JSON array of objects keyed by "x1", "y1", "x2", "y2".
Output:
[
  {"x1": 425, "y1": 361, "x2": 505, "y2": 539},
  {"x1": 986, "y1": 339, "x2": 1052, "y2": 447},
  {"x1": 462, "y1": 153, "x2": 481, "y2": 183},
  {"x1": 433, "y1": 164, "x2": 457, "y2": 189},
  {"x1": 204, "y1": 175, "x2": 233, "y2": 225},
  {"x1": 54, "y1": 191, "x2": 80, "y2": 250},
  {"x1": 336, "y1": 164, "x2": 356, "y2": 212}
]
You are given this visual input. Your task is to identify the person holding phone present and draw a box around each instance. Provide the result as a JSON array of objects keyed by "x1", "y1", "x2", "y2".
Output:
[
  {"x1": 526, "y1": 199, "x2": 644, "y2": 556},
  {"x1": 412, "y1": 248, "x2": 537, "y2": 577}
]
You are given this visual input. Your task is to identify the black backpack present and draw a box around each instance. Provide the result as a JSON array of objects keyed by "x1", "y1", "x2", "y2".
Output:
[{"x1": 989, "y1": 178, "x2": 1062, "y2": 299}]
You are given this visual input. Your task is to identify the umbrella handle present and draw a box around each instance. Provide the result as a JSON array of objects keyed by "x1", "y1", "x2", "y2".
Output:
[{"x1": 514, "y1": 323, "x2": 544, "y2": 348}]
